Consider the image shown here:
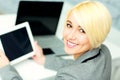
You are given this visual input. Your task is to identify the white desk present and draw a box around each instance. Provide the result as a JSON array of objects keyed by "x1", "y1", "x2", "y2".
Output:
[
  {"x1": 14, "y1": 55, "x2": 73, "y2": 80},
  {"x1": 14, "y1": 59, "x2": 56, "y2": 80}
]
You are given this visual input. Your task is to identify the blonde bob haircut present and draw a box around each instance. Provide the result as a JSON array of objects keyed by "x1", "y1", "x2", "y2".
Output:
[{"x1": 66, "y1": 0, "x2": 112, "y2": 49}]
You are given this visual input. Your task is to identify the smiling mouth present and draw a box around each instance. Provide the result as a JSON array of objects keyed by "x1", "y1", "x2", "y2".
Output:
[{"x1": 66, "y1": 40, "x2": 78, "y2": 48}]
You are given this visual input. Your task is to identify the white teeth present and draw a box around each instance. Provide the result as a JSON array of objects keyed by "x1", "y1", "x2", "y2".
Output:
[{"x1": 67, "y1": 41, "x2": 77, "y2": 47}]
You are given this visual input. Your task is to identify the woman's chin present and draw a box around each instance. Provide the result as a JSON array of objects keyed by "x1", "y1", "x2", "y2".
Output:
[{"x1": 64, "y1": 47, "x2": 74, "y2": 55}]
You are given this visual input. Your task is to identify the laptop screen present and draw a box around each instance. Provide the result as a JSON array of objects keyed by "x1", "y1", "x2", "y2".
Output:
[{"x1": 15, "y1": 1, "x2": 63, "y2": 36}]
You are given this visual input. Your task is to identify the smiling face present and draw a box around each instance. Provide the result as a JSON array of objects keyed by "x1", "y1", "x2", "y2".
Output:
[{"x1": 63, "y1": 12, "x2": 91, "y2": 59}]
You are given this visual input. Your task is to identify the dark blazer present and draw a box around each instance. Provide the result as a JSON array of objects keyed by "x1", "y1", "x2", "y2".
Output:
[{"x1": 45, "y1": 44, "x2": 111, "y2": 80}]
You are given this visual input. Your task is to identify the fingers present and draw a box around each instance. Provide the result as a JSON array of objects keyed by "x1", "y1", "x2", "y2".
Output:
[
  {"x1": 34, "y1": 41, "x2": 43, "y2": 54},
  {"x1": 0, "y1": 49, "x2": 5, "y2": 57},
  {"x1": 0, "y1": 49, "x2": 3, "y2": 53},
  {"x1": 0, "y1": 49, "x2": 10, "y2": 68},
  {"x1": 34, "y1": 41, "x2": 38, "y2": 45},
  {"x1": 32, "y1": 41, "x2": 45, "y2": 65}
]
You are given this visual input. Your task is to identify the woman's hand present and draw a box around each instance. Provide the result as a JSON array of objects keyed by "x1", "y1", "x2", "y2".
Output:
[
  {"x1": 32, "y1": 41, "x2": 45, "y2": 65},
  {"x1": 0, "y1": 50, "x2": 9, "y2": 68}
]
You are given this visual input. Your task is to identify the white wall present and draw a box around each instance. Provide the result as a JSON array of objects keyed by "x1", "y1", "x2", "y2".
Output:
[
  {"x1": 104, "y1": 27, "x2": 120, "y2": 59},
  {"x1": 0, "y1": 14, "x2": 16, "y2": 27}
]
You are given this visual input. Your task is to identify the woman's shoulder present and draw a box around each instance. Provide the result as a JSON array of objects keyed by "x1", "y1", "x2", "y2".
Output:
[
  {"x1": 56, "y1": 62, "x2": 97, "y2": 80},
  {"x1": 55, "y1": 44, "x2": 111, "y2": 80},
  {"x1": 100, "y1": 44, "x2": 110, "y2": 54},
  {"x1": 100, "y1": 44, "x2": 111, "y2": 61}
]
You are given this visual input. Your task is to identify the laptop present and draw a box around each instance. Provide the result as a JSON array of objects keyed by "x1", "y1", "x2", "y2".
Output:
[
  {"x1": 15, "y1": 1, "x2": 66, "y2": 55},
  {"x1": 0, "y1": 22, "x2": 35, "y2": 65}
]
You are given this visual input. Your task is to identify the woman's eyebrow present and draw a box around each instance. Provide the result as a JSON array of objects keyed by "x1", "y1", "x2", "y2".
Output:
[
  {"x1": 77, "y1": 23, "x2": 82, "y2": 29},
  {"x1": 67, "y1": 20, "x2": 83, "y2": 29},
  {"x1": 78, "y1": 25, "x2": 82, "y2": 29},
  {"x1": 66, "y1": 20, "x2": 72, "y2": 24}
]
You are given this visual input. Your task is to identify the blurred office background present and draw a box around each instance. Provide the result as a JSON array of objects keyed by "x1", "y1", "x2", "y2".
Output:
[
  {"x1": 0, "y1": 0, "x2": 120, "y2": 57},
  {"x1": 0, "y1": 0, "x2": 120, "y2": 80},
  {"x1": 0, "y1": 0, "x2": 120, "y2": 34},
  {"x1": 0, "y1": 0, "x2": 120, "y2": 30}
]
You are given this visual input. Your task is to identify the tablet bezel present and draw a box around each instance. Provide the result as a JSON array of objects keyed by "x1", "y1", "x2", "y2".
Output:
[{"x1": 0, "y1": 22, "x2": 35, "y2": 65}]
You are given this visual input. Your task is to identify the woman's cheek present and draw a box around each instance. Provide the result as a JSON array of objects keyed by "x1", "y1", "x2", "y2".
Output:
[
  {"x1": 77, "y1": 34, "x2": 90, "y2": 45},
  {"x1": 63, "y1": 29, "x2": 70, "y2": 38}
]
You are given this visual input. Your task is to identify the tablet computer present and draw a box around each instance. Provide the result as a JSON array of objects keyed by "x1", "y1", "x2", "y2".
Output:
[{"x1": 0, "y1": 22, "x2": 35, "y2": 65}]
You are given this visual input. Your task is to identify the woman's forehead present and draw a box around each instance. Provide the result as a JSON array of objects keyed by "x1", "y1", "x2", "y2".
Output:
[{"x1": 66, "y1": 13, "x2": 83, "y2": 29}]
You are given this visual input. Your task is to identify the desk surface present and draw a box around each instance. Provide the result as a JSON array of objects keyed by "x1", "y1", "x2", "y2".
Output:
[{"x1": 14, "y1": 59, "x2": 57, "y2": 80}]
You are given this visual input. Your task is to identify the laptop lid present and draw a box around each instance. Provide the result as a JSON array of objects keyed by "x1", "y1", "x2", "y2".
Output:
[
  {"x1": 15, "y1": 1, "x2": 64, "y2": 36},
  {"x1": 0, "y1": 22, "x2": 35, "y2": 65}
]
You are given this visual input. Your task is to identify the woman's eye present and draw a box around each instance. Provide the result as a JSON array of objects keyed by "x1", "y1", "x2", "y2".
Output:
[
  {"x1": 79, "y1": 29, "x2": 85, "y2": 33},
  {"x1": 66, "y1": 23, "x2": 72, "y2": 28}
]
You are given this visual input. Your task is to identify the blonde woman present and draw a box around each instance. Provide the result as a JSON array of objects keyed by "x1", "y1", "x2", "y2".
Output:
[{"x1": 0, "y1": 0, "x2": 112, "y2": 80}]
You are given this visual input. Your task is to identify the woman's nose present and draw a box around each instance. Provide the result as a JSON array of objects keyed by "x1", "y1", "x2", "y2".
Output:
[{"x1": 68, "y1": 30, "x2": 76, "y2": 40}]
